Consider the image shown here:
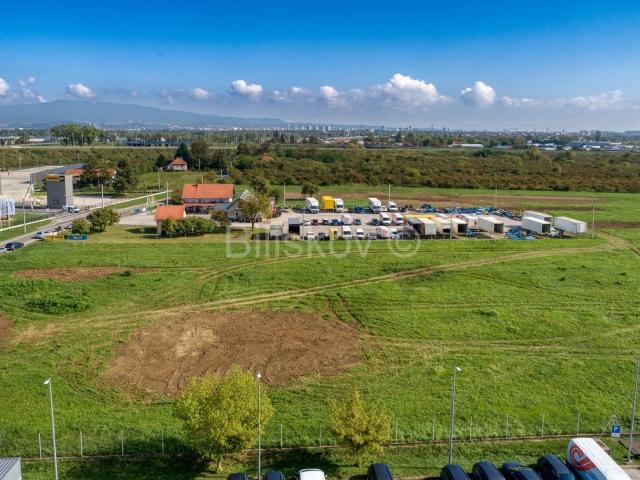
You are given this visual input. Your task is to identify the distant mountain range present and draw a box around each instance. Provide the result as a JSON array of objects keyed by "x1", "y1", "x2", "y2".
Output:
[{"x1": 0, "y1": 100, "x2": 288, "y2": 129}]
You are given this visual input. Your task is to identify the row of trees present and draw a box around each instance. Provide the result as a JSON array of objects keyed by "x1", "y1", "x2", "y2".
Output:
[
  {"x1": 50, "y1": 124, "x2": 103, "y2": 145},
  {"x1": 175, "y1": 367, "x2": 390, "y2": 471}
]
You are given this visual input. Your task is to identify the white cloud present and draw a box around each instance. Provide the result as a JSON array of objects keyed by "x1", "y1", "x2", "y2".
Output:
[
  {"x1": 19, "y1": 76, "x2": 36, "y2": 88},
  {"x1": 501, "y1": 96, "x2": 537, "y2": 107},
  {"x1": 189, "y1": 87, "x2": 211, "y2": 100},
  {"x1": 0, "y1": 78, "x2": 9, "y2": 97},
  {"x1": 289, "y1": 86, "x2": 310, "y2": 96},
  {"x1": 460, "y1": 81, "x2": 496, "y2": 107},
  {"x1": 567, "y1": 90, "x2": 623, "y2": 110},
  {"x1": 371, "y1": 73, "x2": 450, "y2": 108},
  {"x1": 230, "y1": 79, "x2": 263, "y2": 100},
  {"x1": 319, "y1": 85, "x2": 343, "y2": 106},
  {"x1": 66, "y1": 83, "x2": 95, "y2": 99}
]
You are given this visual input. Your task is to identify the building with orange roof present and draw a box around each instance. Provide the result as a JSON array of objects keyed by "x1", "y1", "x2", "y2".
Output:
[
  {"x1": 154, "y1": 205, "x2": 186, "y2": 235},
  {"x1": 167, "y1": 157, "x2": 188, "y2": 171},
  {"x1": 181, "y1": 183, "x2": 234, "y2": 212}
]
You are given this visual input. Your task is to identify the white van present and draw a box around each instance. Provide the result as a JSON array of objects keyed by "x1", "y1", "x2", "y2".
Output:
[
  {"x1": 355, "y1": 228, "x2": 365, "y2": 240},
  {"x1": 341, "y1": 226, "x2": 353, "y2": 240},
  {"x1": 62, "y1": 205, "x2": 80, "y2": 213},
  {"x1": 341, "y1": 214, "x2": 352, "y2": 225},
  {"x1": 391, "y1": 213, "x2": 404, "y2": 225},
  {"x1": 388, "y1": 201, "x2": 398, "y2": 212},
  {"x1": 379, "y1": 212, "x2": 391, "y2": 226}
]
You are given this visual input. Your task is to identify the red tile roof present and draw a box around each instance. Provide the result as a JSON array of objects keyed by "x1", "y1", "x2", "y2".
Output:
[
  {"x1": 155, "y1": 205, "x2": 186, "y2": 221},
  {"x1": 170, "y1": 157, "x2": 188, "y2": 166},
  {"x1": 181, "y1": 183, "x2": 234, "y2": 200}
]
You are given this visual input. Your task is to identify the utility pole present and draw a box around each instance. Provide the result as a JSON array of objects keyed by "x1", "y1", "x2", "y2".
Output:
[
  {"x1": 628, "y1": 357, "x2": 640, "y2": 463},
  {"x1": 592, "y1": 204, "x2": 595, "y2": 239},
  {"x1": 44, "y1": 378, "x2": 59, "y2": 480},
  {"x1": 448, "y1": 366, "x2": 461, "y2": 464},
  {"x1": 256, "y1": 373, "x2": 262, "y2": 480}
]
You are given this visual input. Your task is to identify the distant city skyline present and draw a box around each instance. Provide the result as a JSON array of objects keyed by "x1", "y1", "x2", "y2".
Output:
[{"x1": 1, "y1": 0, "x2": 639, "y2": 130}]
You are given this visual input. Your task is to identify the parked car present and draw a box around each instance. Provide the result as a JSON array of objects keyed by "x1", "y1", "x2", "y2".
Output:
[
  {"x1": 367, "y1": 463, "x2": 393, "y2": 480},
  {"x1": 305, "y1": 231, "x2": 316, "y2": 241},
  {"x1": 311, "y1": 218, "x2": 319, "y2": 226},
  {"x1": 298, "y1": 469, "x2": 326, "y2": 480},
  {"x1": 317, "y1": 232, "x2": 328, "y2": 241},
  {"x1": 303, "y1": 219, "x2": 311, "y2": 226},
  {"x1": 502, "y1": 462, "x2": 543, "y2": 480},
  {"x1": 227, "y1": 473, "x2": 248, "y2": 480},
  {"x1": 5, "y1": 241, "x2": 24, "y2": 251},
  {"x1": 266, "y1": 471, "x2": 286, "y2": 480},
  {"x1": 370, "y1": 218, "x2": 380, "y2": 226},
  {"x1": 322, "y1": 218, "x2": 330, "y2": 225},
  {"x1": 366, "y1": 232, "x2": 377, "y2": 240},
  {"x1": 355, "y1": 206, "x2": 366, "y2": 214},
  {"x1": 536, "y1": 456, "x2": 574, "y2": 480},
  {"x1": 442, "y1": 464, "x2": 471, "y2": 480},
  {"x1": 133, "y1": 207, "x2": 147, "y2": 214},
  {"x1": 389, "y1": 228, "x2": 400, "y2": 239},
  {"x1": 331, "y1": 218, "x2": 341, "y2": 226},
  {"x1": 472, "y1": 461, "x2": 505, "y2": 480},
  {"x1": 353, "y1": 218, "x2": 362, "y2": 225}
]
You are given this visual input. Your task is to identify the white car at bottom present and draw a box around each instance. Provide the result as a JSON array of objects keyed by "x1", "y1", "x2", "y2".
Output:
[{"x1": 298, "y1": 469, "x2": 326, "y2": 480}]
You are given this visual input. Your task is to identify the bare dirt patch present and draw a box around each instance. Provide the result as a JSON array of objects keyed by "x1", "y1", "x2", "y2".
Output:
[
  {"x1": 15, "y1": 267, "x2": 149, "y2": 282},
  {"x1": 0, "y1": 315, "x2": 12, "y2": 346},
  {"x1": 105, "y1": 310, "x2": 361, "y2": 397}
]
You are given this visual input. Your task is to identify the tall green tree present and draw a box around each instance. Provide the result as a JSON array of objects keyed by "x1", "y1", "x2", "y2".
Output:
[
  {"x1": 174, "y1": 366, "x2": 274, "y2": 470},
  {"x1": 190, "y1": 138, "x2": 209, "y2": 170},
  {"x1": 175, "y1": 142, "x2": 194, "y2": 167},
  {"x1": 239, "y1": 191, "x2": 271, "y2": 230},
  {"x1": 329, "y1": 389, "x2": 391, "y2": 466},
  {"x1": 87, "y1": 207, "x2": 119, "y2": 232},
  {"x1": 113, "y1": 160, "x2": 137, "y2": 195},
  {"x1": 301, "y1": 182, "x2": 319, "y2": 197}
]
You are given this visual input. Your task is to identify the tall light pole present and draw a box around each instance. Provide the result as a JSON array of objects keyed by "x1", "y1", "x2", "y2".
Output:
[
  {"x1": 44, "y1": 378, "x2": 59, "y2": 480},
  {"x1": 257, "y1": 372, "x2": 262, "y2": 480},
  {"x1": 628, "y1": 358, "x2": 640, "y2": 463},
  {"x1": 448, "y1": 366, "x2": 462, "y2": 465}
]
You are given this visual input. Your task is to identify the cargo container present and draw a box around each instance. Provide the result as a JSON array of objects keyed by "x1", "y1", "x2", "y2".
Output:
[
  {"x1": 554, "y1": 216, "x2": 588, "y2": 235},
  {"x1": 408, "y1": 217, "x2": 437, "y2": 236},
  {"x1": 451, "y1": 217, "x2": 468, "y2": 235},
  {"x1": 368, "y1": 197, "x2": 382, "y2": 213},
  {"x1": 522, "y1": 216, "x2": 551, "y2": 234},
  {"x1": 334, "y1": 198, "x2": 345, "y2": 213},
  {"x1": 523, "y1": 210, "x2": 553, "y2": 223},
  {"x1": 305, "y1": 197, "x2": 319, "y2": 214},
  {"x1": 478, "y1": 215, "x2": 504, "y2": 234},
  {"x1": 462, "y1": 214, "x2": 479, "y2": 230},
  {"x1": 288, "y1": 217, "x2": 302, "y2": 234},
  {"x1": 435, "y1": 217, "x2": 452, "y2": 236},
  {"x1": 567, "y1": 438, "x2": 630, "y2": 480},
  {"x1": 321, "y1": 196, "x2": 335, "y2": 211}
]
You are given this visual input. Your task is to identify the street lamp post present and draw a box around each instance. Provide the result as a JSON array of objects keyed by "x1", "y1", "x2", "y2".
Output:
[
  {"x1": 628, "y1": 358, "x2": 640, "y2": 463},
  {"x1": 257, "y1": 372, "x2": 262, "y2": 480},
  {"x1": 448, "y1": 366, "x2": 462, "y2": 465},
  {"x1": 44, "y1": 378, "x2": 59, "y2": 480}
]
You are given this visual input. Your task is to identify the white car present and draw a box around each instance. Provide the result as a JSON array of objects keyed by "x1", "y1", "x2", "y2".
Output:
[
  {"x1": 298, "y1": 469, "x2": 326, "y2": 480},
  {"x1": 355, "y1": 228, "x2": 365, "y2": 240},
  {"x1": 34, "y1": 231, "x2": 47, "y2": 240},
  {"x1": 305, "y1": 231, "x2": 316, "y2": 241},
  {"x1": 303, "y1": 219, "x2": 311, "y2": 226},
  {"x1": 390, "y1": 228, "x2": 400, "y2": 240}
]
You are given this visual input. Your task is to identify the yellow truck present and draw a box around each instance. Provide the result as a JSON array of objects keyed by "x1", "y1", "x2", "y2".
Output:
[{"x1": 321, "y1": 196, "x2": 335, "y2": 211}]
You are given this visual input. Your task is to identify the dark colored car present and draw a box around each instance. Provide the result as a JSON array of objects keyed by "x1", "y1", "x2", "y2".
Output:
[
  {"x1": 311, "y1": 218, "x2": 319, "y2": 225},
  {"x1": 331, "y1": 219, "x2": 341, "y2": 226},
  {"x1": 442, "y1": 464, "x2": 471, "y2": 480},
  {"x1": 353, "y1": 218, "x2": 362, "y2": 225},
  {"x1": 472, "y1": 461, "x2": 505, "y2": 480},
  {"x1": 4, "y1": 241, "x2": 24, "y2": 251},
  {"x1": 227, "y1": 473, "x2": 248, "y2": 480},
  {"x1": 536, "y1": 456, "x2": 574, "y2": 480},
  {"x1": 317, "y1": 232, "x2": 328, "y2": 241},
  {"x1": 370, "y1": 218, "x2": 380, "y2": 226},
  {"x1": 368, "y1": 463, "x2": 393, "y2": 480},
  {"x1": 266, "y1": 471, "x2": 286, "y2": 480},
  {"x1": 501, "y1": 462, "x2": 543, "y2": 480}
]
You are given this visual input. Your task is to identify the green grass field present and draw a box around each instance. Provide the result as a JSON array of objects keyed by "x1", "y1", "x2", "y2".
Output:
[{"x1": 0, "y1": 187, "x2": 639, "y2": 479}]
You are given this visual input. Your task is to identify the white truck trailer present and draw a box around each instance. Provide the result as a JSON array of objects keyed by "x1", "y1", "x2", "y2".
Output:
[
  {"x1": 462, "y1": 214, "x2": 479, "y2": 230},
  {"x1": 567, "y1": 437, "x2": 630, "y2": 480},
  {"x1": 451, "y1": 217, "x2": 468, "y2": 235},
  {"x1": 408, "y1": 217, "x2": 437, "y2": 236},
  {"x1": 478, "y1": 215, "x2": 505, "y2": 234},
  {"x1": 435, "y1": 217, "x2": 452, "y2": 236},
  {"x1": 522, "y1": 216, "x2": 551, "y2": 234},
  {"x1": 554, "y1": 216, "x2": 588, "y2": 235},
  {"x1": 523, "y1": 210, "x2": 553, "y2": 223},
  {"x1": 334, "y1": 198, "x2": 345, "y2": 213},
  {"x1": 368, "y1": 197, "x2": 382, "y2": 213},
  {"x1": 305, "y1": 197, "x2": 319, "y2": 214}
]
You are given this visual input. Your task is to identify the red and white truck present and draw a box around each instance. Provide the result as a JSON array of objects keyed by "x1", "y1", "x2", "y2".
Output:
[{"x1": 567, "y1": 438, "x2": 630, "y2": 480}]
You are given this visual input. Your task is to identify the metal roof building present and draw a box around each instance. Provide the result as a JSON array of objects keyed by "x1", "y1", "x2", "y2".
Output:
[{"x1": 0, "y1": 458, "x2": 21, "y2": 480}]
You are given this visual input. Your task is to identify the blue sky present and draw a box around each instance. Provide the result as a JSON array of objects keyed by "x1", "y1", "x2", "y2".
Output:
[{"x1": 1, "y1": 0, "x2": 640, "y2": 129}]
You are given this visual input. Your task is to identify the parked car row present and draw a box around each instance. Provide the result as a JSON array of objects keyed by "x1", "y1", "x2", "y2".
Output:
[
  {"x1": 302, "y1": 226, "x2": 403, "y2": 241},
  {"x1": 228, "y1": 463, "x2": 393, "y2": 480},
  {"x1": 442, "y1": 455, "x2": 575, "y2": 480}
]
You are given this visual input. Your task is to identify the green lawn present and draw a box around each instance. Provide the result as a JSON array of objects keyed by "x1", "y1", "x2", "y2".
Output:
[{"x1": 0, "y1": 188, "x2": 639, "y2": 478}]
